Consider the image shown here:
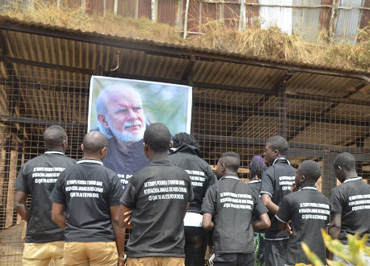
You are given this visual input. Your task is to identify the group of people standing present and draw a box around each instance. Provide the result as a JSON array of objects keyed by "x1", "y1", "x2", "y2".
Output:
[{"x1": 13, "y1": 124, "x2": 370, "y2": 266}]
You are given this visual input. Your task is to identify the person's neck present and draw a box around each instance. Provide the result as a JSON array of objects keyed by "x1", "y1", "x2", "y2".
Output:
[
  {"x1": 149, "y1": 151, "x2": 168, "y2": 162},
  {"x1": 344, "y1": 170, "x2": 359, "y2": 180},
  {"x1": 301, "y1": 182, "x2": 316, "y2": 187},
  {"x1": 224, "y1": 170, "x2": 238, "y2": 176},
  {"x1": 46, "y1": 148, "x2": 65, "y2": 153},
  {"x1": 81, "y1": 153, "x2": 102, "y2": 161}
]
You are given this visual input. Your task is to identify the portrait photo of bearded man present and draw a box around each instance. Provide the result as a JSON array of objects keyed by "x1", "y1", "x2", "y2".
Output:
[
  {"x1": 89, "y1": 76, "x2": 192, "y2": 190},
  {"x1": 95, "y1": 85, "x2": 150, "y2": 182}
]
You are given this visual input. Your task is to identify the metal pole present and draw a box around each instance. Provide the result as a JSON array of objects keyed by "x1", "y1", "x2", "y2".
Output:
[
  {"x1": 183, "y1": 0, "x2": 190, "y2": 39},
  {"x1": 239, "y1": 0, "x2": 246, "y2": 31},
  {"x1": 114, "y1": 0, "x2": 118, "y2": 16},
  {"x1": 81, "y1": 0, "x2": 86, "y2": 14},
  {"x1": 151, "y1": 0, "x2": 156, "y2": 22}
]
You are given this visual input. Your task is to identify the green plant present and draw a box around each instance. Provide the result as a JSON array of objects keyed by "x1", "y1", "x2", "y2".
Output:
[{"x1": 297, "y1": 229, "x2": 370, "y2": 266}]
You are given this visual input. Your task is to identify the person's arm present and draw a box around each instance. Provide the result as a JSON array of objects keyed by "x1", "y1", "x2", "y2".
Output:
[
  {"x1": 121, "y1": 205, "x2": 133, "y2": 228},
  {"x1": 277, "y1": 220, "x2": 293, "y2": 235},
  {"x1": 328, "y1": 213, "x2": 341, "y2": 240},
  {"x1": 261, "y1": 194, "x2": 279, "y2": 215},
  {"x1": 110, "y1": 205, "x2": 125, "y2": 266},
  {"x1": 14, "y1": 190, "x2": 29, "y2": 221},
  {"x1": 253, "y1": 213, "x2": 271, "y2": 231},
  {"x1": 185, "y1": 202, "x2": 190, "y2": 216},
  {"x1": 51, "y1": 202, "x2": 66, "y2": 228},
  {"x1": 202, "y1": 213, "x2": 214, "y2": 230},
  {"x1": 328, "y1": 212, "x2": 341, "y2": 259}
]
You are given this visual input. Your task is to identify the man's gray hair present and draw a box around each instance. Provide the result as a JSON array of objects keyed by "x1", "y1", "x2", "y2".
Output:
[{"x1": 95, "y1": 84, "x2": 143, "y2": 139}]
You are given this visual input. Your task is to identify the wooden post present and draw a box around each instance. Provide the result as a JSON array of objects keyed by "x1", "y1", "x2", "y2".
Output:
[
  {"x1": 135, "y1": 0, "x2": 139, "y2": 19},
  {"x1": 5, "y1": 148, "x2": 18, "y2": 228},
  {"x1": 329, "y1": 0, "x2": 338, "y2": 42},
  {"x1": 176, "y1": 0, "x2": 184, "y2": 30}
]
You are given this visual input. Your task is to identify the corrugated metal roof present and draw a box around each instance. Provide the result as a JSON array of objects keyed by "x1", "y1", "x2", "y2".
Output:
[{"x1": 0, "y1": 15, "x2": 369, "y2": 155}]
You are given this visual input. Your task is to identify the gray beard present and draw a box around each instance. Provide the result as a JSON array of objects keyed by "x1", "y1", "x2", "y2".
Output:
[{"x1": 109, "y1": 122, "x2": 145, "y2": 143}]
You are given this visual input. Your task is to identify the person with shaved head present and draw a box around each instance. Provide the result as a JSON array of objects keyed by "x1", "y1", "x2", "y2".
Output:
[
  {"x1": 260, "y1": 135, "x2": 296, "y2": 266},
  {"x1": 95, "y1": 85, "x2": 150, "y2": 188},
  {"x1": 328, "y1": 152, "x2": 370, "y2": 264},
  {"x1": 202, "y1": 152, "x2": 270, "y2": 266},
  {"x1": 276, "y1": 160, "x2": 330, "y2": 265},
  {"x1": 14, "y1": 125, "x2": 75, "y2": 266},
  {"x1": 50, "y1": 131, "x2": 125, "y2": 266},
  {"x1": 121, "y1": 123, "x2": 193, "y2": 266}
]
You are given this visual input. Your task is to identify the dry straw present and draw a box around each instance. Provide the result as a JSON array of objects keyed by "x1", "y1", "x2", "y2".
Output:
[{"x1": 1, "y1": 0, "x2": 369, "y2": 72}]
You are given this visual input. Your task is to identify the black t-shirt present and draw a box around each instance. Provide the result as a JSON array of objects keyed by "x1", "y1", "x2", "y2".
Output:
[
  {"x1": 247, "y1": 180, "x2": 261, "y2": 200},
  {"x1": 13, "y1": 151, "x2": 75, "y2": 243},
  {"x1": 260, "y1": 158, "x2": 296, "y2": 239},
  {"x1": 103, "y1": 138, "x2": 149, "y2": 190},
  {"x1": 329, "y1": 177, "x2": 370, "y2": 245},
  {"x1": 168, "y1": 144, "x2": 216, "y2": 214},
  {"x1": 276, "y1": 185, "x2": 330, "y2": 265},
  {"x1": 202, "y1": 175, "x2": 268, "y2": 254},
  {"x1": 50, "y1": 159, "x2": 124, "y2": 242},
  {"x1": 121, "y1": 159, "x2": 193, "y2": 257}
]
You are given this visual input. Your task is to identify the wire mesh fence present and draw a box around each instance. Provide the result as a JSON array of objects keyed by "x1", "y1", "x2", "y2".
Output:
[{"x1": 0, "y1": 64, "x2": 369, "y2": 265}]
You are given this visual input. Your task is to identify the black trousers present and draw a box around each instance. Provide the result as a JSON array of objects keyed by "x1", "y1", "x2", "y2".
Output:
[
  {"x1": 212, "y1": 253, "x2": 255, "y2": 266},
  {"x1": 184, "y1": 226, "x2": 208, "y2": 266}
]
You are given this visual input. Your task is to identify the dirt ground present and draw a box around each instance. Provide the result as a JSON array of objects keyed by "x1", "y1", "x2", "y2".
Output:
[{"x1": 0, "y1": 221, "x2": 24, "y2": 265}]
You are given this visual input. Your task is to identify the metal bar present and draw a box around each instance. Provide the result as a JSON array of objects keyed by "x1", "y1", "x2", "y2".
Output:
[
  {"x1": 1, "y1": 55, "x2": 369, "y2": 108},
  {"x1": 183, "y1": 0, "x2": 190, "y2": 39},
  {"x1": 193, "y1": 133, "x2": 370, "y2": 154},
  {"x1": 202, "y1": 1, "x2": 370, "y2": 11},
  {"x1": 278, "y1": 85, "x2": 287, "y2": 139},
  {"x1": 0, "y1": 115, "x2": 86, "y2": 127},
  {"x1": 1, "y1": 55, "x2": 94, "y2": 75},
  {"x1": 193, "y1": 101, "x2": 370, "y2": 127},
  {"x1": 287, "y1": 81, "x2": 369, "y2": 141}
]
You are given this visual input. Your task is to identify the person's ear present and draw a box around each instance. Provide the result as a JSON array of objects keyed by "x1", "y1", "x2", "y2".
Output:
[
  {"x1": 301, "y1": 175, "x2": 306, "y2": 183},
  {"x1": 97, "y1": 114, "x2": 110, "y2": 129},
  {"x1": 169, "y1": 141, "x2": 173, "y2": 149},
  {"x1": 100, "y1": 146, "x2": 107, "y2": 159},
  {"x1": 62, "y1": 139, "x2": 68, "y2": 150},
  {"x1": 220, "y1": 162, "x2": 226, "y2": 173},
  {"x1": 143, "y1": 142, "x2": 149, "y2": 152}
]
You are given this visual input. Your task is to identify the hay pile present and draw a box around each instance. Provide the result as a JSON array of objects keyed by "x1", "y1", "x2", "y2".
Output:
[{"x1": 2, "y1": 0, "x2": 369, "y2": 72}]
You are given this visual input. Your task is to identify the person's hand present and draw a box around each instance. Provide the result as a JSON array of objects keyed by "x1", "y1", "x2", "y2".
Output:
[
  {"x1": 123, "y1": 210, "x2": 133, "y2": 228},
  {"x1": 118, "y1": 254, "x2": 127, "y2": 266},
  {"x1": 290, "y1": 183, "x2": 299, "y2": 192},
  {"x1": 286, "y1": 222, "x2": 293, "y2": 236}
]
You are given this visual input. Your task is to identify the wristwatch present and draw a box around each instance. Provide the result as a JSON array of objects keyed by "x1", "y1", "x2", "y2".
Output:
[{"x1": 118, "y1": 253, "x2": 127, "y2": 262}]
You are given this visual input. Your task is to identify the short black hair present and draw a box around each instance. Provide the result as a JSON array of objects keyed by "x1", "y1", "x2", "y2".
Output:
[
  {"x1": 219, "y1": 152, "x2": 240, "y2": 172},
  {"x1": 249, "y1": 156, "x2": 267, "y2": 179},
  {"x1": 43, "y1": 125, "x2": 67, "y2": 149},
  {"x1": 144, "y1": 123, "x2": 171, "y2": 152},
  {"x1": 172, "y1": 132, "x2": 200, "y2": 149},
  {"x1": 83, "y1": 131, "x2": 107, "y2": 154},
  {"x1": 266, "y1": 135, "x2": 289, "y2": 156},
  {"x1": 333, "y1": 152, "x2": 356, "y2": 172},
  {"x1": 299, "y1": 160, "x2": 321, "y2": 182}
]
